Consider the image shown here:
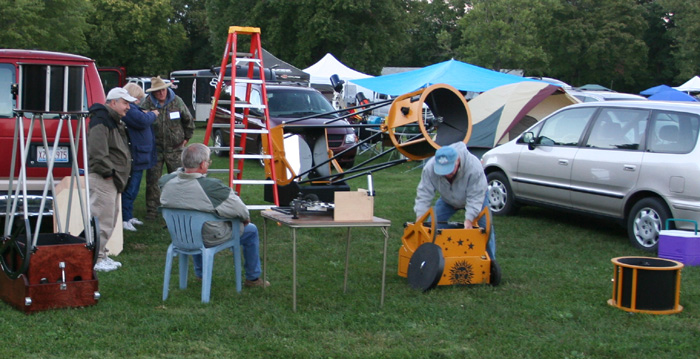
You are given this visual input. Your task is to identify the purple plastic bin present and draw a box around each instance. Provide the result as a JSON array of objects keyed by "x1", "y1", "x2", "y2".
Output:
[{"x1": 658, "y1": 219, "x2": 700, "y2": 266}]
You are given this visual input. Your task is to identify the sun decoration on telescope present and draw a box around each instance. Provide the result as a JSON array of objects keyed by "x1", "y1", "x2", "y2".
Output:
[{"x1": 449, "y1": 260, "x2": 474, "y2": 285}]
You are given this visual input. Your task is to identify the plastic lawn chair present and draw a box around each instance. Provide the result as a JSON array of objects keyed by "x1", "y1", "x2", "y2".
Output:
[{"x1": 161, "y1": 208, "x2": 242, "y2": 303}]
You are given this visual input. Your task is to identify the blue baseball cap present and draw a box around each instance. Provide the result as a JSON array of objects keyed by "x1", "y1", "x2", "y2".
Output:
[{"x1": 433, "y1": 146, "x2": 458, "y2": 176}]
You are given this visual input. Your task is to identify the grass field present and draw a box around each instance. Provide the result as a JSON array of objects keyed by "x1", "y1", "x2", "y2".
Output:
[{"x1": 1, "y1": 127, "x2": 699, "y2": 358}]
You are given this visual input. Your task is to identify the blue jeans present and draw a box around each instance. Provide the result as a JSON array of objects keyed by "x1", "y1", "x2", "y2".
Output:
[
  {"x1": 121, "y1": 169, "x2": 144, "y2": 222},
  {"x1": 193, "y1": 223, "x2": 262, "y2": 281},
  {"x1": 433, "y1": 194, "x2": 496, "y2": 260}
]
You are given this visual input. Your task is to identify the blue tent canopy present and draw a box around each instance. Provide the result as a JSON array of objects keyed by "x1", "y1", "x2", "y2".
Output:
[
  {"x1": 350, "y1": 59, "x2": 542, "y2": 96},
  {"x1": 648, "y1": 89, "x2": 698, "y2": 102},
  {"x1": 640, "y1": 84, "x2": 673, "y2": 96}
]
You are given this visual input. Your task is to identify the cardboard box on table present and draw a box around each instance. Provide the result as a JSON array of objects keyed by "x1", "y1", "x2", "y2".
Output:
[{"x1": 334, "y1": 189, "x2": 374, "y2": 222}]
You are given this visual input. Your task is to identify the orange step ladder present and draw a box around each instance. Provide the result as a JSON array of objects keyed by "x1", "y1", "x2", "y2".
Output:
[{"x1": 203, "y1": 26, "x2": 279, "y2": 209}]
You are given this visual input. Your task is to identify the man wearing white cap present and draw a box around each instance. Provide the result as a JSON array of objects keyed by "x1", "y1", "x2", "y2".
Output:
[
  {"x1": 414, "y1": 142, "x2": 496, "y2": 259},
  {"x1": 88, "y1": 87, "x2": 135, "y2": 272}
]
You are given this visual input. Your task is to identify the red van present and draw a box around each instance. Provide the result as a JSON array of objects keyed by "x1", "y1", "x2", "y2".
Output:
[{"x1": 0, "y1": 49, "x2": 105, "y2": 216}]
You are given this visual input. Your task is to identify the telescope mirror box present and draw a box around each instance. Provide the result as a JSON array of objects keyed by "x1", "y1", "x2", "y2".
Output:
[{"x1": 333, "y1": 189, "x2": 374, "y2": 222}]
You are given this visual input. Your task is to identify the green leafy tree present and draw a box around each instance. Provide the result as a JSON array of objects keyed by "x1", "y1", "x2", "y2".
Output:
[
  {"x1": 172, "y1": 0, "x2": 217, "y2": 69},
  {"x1": 399, "y1": 0, "x2": 471, "y2": 67},
  {"x1": 204, "y1": 0, "x2": 258, "y2": 59},
  {"x1": 86, "y1": 0, "x2": 188, "y2": 76},
  {"x1": 661, "y1": 0, "x2": 700, "y2": 82},
  {"x1": 457, "y1": 0, "x2": 555, "y2": 74},
  {"x1": 206, "y1": 0, "x2": 408, "y2": 75},
  {"x1": 638, "y1": 0, "x2": 678, "y2": 88},
  {"x1": 543, "y1": 0, "x2": 648, "y2": 91},
  {"x1": 0, "y1": 0, "x2": 92, "y2": 54}
]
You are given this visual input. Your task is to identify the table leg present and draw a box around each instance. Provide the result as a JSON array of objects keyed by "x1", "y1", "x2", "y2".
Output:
[
  {"x1": 292, "y1": 227, "x2": 297, "y2": 312},
  {"x1": 343, "y1": 227, "x2": 351, "y2": 293},
  {"x1": 262, "y1": 217, "x2": 267, "y2": 291},
  {"x1": 381, "y1": 226, "x2": 389, "y2": 307}
]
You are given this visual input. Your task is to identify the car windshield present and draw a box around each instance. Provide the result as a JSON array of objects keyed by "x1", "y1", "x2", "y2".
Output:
[{"x1": 267, "y1": 90, "x2": 337, "y2": 118}]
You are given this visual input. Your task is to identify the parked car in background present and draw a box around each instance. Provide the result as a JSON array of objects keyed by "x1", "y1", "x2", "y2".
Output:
[
  {"x1": 568, "y1": 90, "x2": 648, "y2": 102},
  {"x1": 482, "y1": 101, "x2": 700, "y2": 251},
  {"x1": 98, "y1": 66, "x2": 126, "y2": 94},
  {"x1": 126, "y1": 76, "x2": 171, "y2": 93},
  {"x1": 213, "y1": 84, "x2": 357, "y2": 168},
  {"x1": 526, "y1": 76, "x2": 574, "y2": 91},
  {"x1": 0, "y1": 49, "x2": 105, "y2": 217}
]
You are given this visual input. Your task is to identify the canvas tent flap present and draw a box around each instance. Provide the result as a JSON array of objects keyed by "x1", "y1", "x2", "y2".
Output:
[
  {"x1": 648, "y1": 89, "x2": 698, "y2": 102},
  {"x1": 467, "y1": 81, "x2": 580, "y2": 149},
  {"x1": 674, "y1": 76, "x2": 700, "y2": 92},
  {"x1": 640, "y1": 84, "x2": 673, "y2": 96},
  {"x1": 349, "y1": 59, "x2": 542, "y2": 96},
  {"x1": 262, "y1": 49, "x2": 310, "y2": 82},
  {"x1": 303, "y1": 53, "x2": 372, "y2": 85}
]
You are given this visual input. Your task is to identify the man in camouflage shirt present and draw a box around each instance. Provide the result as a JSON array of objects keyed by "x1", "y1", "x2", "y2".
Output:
[{"x1": 140, "y1": 76, "x2": 194, "y2": 220}]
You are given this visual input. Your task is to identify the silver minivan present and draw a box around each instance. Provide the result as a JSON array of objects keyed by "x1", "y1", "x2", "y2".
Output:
[{"x1": 482, "y1": 101, "x2": 700, "y2": 251}]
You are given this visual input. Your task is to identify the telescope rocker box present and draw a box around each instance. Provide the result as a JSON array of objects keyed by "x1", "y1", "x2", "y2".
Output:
[{"x1": 334, "y1": 189, "x2": 374, "y2": 222}]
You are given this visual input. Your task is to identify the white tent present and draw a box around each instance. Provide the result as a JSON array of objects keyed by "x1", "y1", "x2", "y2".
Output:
[
  {"x1": 303, "y1": 53, "x2": 374, "y2": 106},
  {"x1": 303, "y1": 53, "x2": 372, "y2": 85},
  {"x1": 675, "y1": 76, "x2": 700, "y2": 92}
]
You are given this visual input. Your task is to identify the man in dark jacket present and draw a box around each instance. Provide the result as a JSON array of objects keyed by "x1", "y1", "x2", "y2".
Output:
[
  {"x1": 121, "y1": 83, "x2": 158, "y2": 232},
  {"x1": 88, "y1": 87, "x2": 134, "y2": 272},
  {"x1": 141, "y1": 76, "x2": 194, "y2": 220}
]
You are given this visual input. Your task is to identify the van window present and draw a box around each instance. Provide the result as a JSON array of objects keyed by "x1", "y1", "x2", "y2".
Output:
[
  {"x1": 537, "y1": 107, "x2": 595, "y2": 146},
  {"x1": 647, "y1": 111, "x2": 700, "y2": 154},
  {"x1": 586, "y1": 108, "x2": 648, "y2": 150},
  {"x1": 0, "y1": 64, "x2": 15, "y2": 118}
]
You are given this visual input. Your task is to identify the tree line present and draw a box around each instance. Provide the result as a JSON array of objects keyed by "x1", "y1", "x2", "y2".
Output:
[{"x1": 0, "y1": 0, "x2": 698, "y2": 93}]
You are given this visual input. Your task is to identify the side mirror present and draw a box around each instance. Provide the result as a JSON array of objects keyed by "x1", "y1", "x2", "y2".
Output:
[
  {"x1": 521, "y1": 132, "x2": 537, "y2": 150},
  {"x1": 330, "y1": 74, "x2": 344, "y2": 93}
]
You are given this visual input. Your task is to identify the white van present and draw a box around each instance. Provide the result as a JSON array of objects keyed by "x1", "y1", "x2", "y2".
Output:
[{"x1": 482, "y1": 100, "x2": 700, "y2": 251}]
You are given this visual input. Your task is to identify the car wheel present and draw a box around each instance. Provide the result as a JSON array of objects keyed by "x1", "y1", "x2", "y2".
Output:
[
  {"x1": 487, "y1": 172, "x2": 517, "y2": 215},
  {"x1": 213, "y1": 130, "x2": 228, "y2": 157},
  {"x1": 627, "y1": 197, "x2": 671, "y2": 252}
]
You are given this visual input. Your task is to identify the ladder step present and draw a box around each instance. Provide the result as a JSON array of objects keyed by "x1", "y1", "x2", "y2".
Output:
[
  {"x1": 237, "y1": 129, "x2": 268, "y2": 134},
  {"x1": 235, "y1": 58, "x2": 262, "y2": 66},
  {"x1": 207, "y1": 168, "x2": 240, "y2": 174},
  {"x1": 234, "y1": 154, "x2": 273, "y2": 159},
  {"x1": 221, "y1": 76, "x2": 264, "y2": 85},
  {"x1": 229, "y1": 51, "x2": 253, "y2": 58},
  {"x1": 209, "y1": 146, "x2": 243, "y2": 152},
  {"x1": 232, "y1": 179, "x2": 275, "y2": 185},
  {"x1": 212, "y1": 123, "x2": 245, "y2": 129},
  {"x1": 236, "y1": 103, "x2": 266, "y2": 110},
  {"x1": 217, "y1": 99, "x2": 266, "y2": 109},
  {"x1": 246, "y1": 204, "x2": 276, "y2": 211},
  {"x1": 221, "y1": 78, "x2": 263, "y2": 85}
]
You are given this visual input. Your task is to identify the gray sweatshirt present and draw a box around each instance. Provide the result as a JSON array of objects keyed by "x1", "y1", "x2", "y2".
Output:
[{"x1": 414, "y1": 142, "x2": 487, "y2": 223}]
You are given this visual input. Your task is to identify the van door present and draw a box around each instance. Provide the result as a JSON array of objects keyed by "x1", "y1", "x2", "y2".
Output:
[
  {"x1": 570, "y1": 107, "x2": 649, "y2": 217},
  {"x1": 514, "y1": 107, "x2": 595, "y2": 208}
]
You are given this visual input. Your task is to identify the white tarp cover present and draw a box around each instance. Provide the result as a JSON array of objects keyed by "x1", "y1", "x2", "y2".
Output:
[
  {"x1": 675, "y1": 76, "x2": 700, "y2": 92},
  {"x1": 303, "y1": 53, "x2": 372, "y2": 85}
]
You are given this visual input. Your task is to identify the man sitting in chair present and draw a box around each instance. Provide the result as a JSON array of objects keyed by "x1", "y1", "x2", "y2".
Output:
[{"x1": 159, "y1": 143, "x2": 270, "y2": 288}]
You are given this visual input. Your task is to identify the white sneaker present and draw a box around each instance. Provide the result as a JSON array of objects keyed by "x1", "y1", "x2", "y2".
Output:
[
  {"x1": 123, "y1": 220, "x2": 137, "y2": 232},
  {"x1": 94, "y1": 259, "x2": 118, "y2": 272},
  {"x1": 104, "y1": 256, "x2": 122, "y2": 268},
  {"x1": 129, "y1": 218, "x2": 144, "y2": 226}
]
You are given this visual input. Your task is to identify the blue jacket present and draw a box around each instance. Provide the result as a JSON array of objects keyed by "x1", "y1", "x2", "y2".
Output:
[{"x1": 122, "y1": 103, "x2": 157, "y2": 171}]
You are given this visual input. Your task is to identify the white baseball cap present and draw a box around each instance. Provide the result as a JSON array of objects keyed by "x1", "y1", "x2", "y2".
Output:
[{"x1": 106, "y1": 87, "x2": 137, "y2": 102}]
